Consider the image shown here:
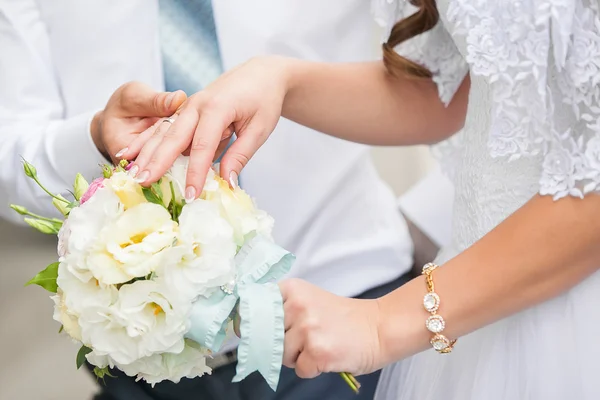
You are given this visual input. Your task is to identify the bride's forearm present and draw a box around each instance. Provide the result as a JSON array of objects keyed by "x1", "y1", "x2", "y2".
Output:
[
  {"x1": 280, "y1": 58, "x2": 470, "y2": 146},
  {"x1": 376, "y1": 194, "x2": 600, "y2": 365}
]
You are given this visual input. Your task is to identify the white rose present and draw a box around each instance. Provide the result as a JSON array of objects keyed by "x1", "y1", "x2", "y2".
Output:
[
  {"x1": 53, "y1": 263, "x2": 118, "y2": 343},
  {"x1": 81, "y1": 280, "x2": 189, "y2": 365},
  {"x1": 52, "y1": 292, "x2": 82, "y2": 342},
  {"x1": 62, "y1": 187, "x2": 123, "y2": 282},
  {"x1": 87, "y1": 203, "x2": 178, "y2": 285},
  {"x1": 203, "y1": 174, "x2": 273, "y2": 244},
  {"x1": 157, "y1": 200, "x2": 236, "y2": 300},
  {"x1": 86, "y1": 340, "x2": 210, "y2": 386},
  {"x1": 57, "y1": 220, "x2": 70, "y2": 260},
  {"x1": 57, "y1": 263, "x2": 118, "y2": 315}
]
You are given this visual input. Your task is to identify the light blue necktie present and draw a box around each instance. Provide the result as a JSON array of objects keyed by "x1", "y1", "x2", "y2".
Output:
[
  {"x1": 159, "y1": 0, "x2": 223, "y2": 94},
  {"x1": 159, "y1": 0, "x2": 237, "y2": 174}
]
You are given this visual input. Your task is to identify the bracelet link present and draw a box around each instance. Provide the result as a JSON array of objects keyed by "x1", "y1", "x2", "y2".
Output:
[{"x1": 421, "y1": 263, "x2": 456, "y2": 353}]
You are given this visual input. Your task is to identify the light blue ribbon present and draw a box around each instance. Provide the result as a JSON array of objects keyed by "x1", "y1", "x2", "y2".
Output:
[{"x1": 185, "y1": 234, "x2": 295, "y2": 391}]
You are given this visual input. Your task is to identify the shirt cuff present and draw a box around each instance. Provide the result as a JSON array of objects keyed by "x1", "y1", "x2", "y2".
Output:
[
  {"x1": 46, "y1": 111, "x2": 109, "y2": 186},
  {"x1": 398, "y1": 166, "x2": 454, "y2": 248}
]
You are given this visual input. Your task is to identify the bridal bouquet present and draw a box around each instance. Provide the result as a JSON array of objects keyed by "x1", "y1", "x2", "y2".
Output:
[{"x1": 11, "y1": 157, "x2": 294, "y2": 390}]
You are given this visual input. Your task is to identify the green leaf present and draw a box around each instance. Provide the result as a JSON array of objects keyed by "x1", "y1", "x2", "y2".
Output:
[
  {"x1": 73, "y1": 173, "x2": 90, "y2": 201},
  {"x1": 24, "y1": 218, "x2": 61, "y2": 235},
  {"x1": 142, "y1": 187, "x2": 162, "y2": 205},
  {"x1": 76, "y1": 345, "x2": 93, "y2": 369},
  {"x1": 10, "y1": 204, "x2": 28, "y2": 215},
  {"x1": 25, "y1": 262, "x2": 59, "y2": 293},
  {"x1": 151, "y1": 180, "x2": 163, "y2": 199},
  {"x1": 58, "y1": 325, "x2": 64, "y2": 334}
]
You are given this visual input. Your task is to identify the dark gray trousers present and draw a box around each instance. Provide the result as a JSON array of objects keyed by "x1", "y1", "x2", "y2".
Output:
[{"x1": 91, "y1": 272, "x2": 412, "y2": 400}]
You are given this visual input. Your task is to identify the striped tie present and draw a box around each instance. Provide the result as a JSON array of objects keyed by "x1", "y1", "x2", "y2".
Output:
[
  {"x1": 159, "y1": 0, "x2": 236, "y2": 173},
  {"x1": 159, "y1": 0, "x2": 223, "y2": 95}
]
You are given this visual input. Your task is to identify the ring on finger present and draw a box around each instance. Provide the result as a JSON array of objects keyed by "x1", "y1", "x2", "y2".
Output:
[{"x1": 162, "y1": 116, "x2": 176, "y2": 125}]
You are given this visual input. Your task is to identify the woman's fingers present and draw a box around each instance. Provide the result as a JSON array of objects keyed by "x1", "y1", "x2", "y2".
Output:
[
  {"x1": 115, "y1": 118, "x2": 165, "y2": 161},
  {"x1": 282, "y1": 327, "x2": 303, "y2": 368},
  {"x1": 134, "y1": 105, "x2": 201, "y2": 184},
  {"x1": 128, "y1": 115, "x2": 179, "y2": 182},
  {"x1": 219, "y1": 118, "x2": 272, "y2": 189},
  {"x1": 184, "y1": 109, "x2": 231, "y2": 200},
  {"x1": 295, "y1": 351, "x2": 320, "y2": 379}
]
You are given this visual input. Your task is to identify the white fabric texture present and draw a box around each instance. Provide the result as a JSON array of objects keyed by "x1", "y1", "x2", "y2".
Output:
[{"x1": 373, "y1": 0, "x2": 600, "y2": 399}]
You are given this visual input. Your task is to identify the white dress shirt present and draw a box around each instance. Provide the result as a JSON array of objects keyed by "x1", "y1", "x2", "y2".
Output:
[{"x1": 0, "y1": 0, "x2": 453, "y2": 298}]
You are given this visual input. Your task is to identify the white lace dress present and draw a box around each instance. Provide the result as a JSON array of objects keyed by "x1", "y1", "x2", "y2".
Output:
[{"x1": 372, "y1": 1, "x2": 600, "y2": 399}]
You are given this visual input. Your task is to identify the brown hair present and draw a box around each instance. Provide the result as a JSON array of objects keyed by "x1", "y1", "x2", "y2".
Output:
[{"x1": 382, "y1": 0, "x2": 439, "y2": 78}]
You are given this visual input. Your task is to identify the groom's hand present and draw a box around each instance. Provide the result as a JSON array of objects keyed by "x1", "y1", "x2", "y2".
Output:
[{"x1": 90, "y1": 82, "x2": 187, "y2": 163}]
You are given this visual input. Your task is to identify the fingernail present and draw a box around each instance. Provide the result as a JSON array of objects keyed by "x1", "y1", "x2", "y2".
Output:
[
  {"x1": 229, "y1": 171, "x2": 238, "y2": 190},
  {"x1": 185, "y1": 186, "x2": 196, "y2": 203},
  {"x1": 115, "y1": 147, "x2": 128, "y2": 158},
  {"x1": 135, "y1": 170, "x2": 150, "y2": 183},
  {"x1": 165, "y1": 92, "x2": 176, "y2": 109},
  {"x1": 128, "y1": 165, "x2": 139, "y2": 177}
]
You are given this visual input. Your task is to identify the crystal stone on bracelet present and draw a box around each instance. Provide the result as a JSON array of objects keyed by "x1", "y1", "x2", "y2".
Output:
[
  {"x1": 426, "y1": 315, "x2": 445, "y2": 333},
  {"x1": 430, "y1": 334, "x2": 450, "y2": 351},
  {"x1": 423, "y1": 292, "x2": 440, "y2": 313},
  {"x1": 422, "y1": 262, "x2": 437, "y2": 274}
]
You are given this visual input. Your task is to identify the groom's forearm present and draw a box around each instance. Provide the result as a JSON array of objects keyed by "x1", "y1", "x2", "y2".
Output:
[
  {"x1": 281, "y1": 59, "x2": 470, "y2": 146},
  {"x1": 376, "y1": 194, "x2": 600, "y2": 366}
]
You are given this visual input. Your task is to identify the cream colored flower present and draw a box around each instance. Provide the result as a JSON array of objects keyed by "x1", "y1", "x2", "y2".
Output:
[
  {"x1": 87, "y1": 203, "x2": 178, "y2": 285},
  {"x1": 105, "y1": 171, "x2": 147, "y2": 210}
]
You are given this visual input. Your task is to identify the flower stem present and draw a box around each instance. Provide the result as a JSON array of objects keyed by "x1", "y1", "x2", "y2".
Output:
[
  {"x1": 340, "y1": 372, "x2": 360, "y2": 394},
  {"x1": 23, "y1": 210, "x2": 61, "y2": 224},
  {"x1": 31, "y1": 175, "x2": 70, "y2": 204}
]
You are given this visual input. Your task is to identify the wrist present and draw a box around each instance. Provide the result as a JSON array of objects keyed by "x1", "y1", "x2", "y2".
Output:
[
  {"x1": 276, "y1": 56, "x2": 311, "y2": 115},
  {"x1": 375, "y1": 278, "x2": 432, "y2": 366},
  {"x1": 90, "y1": 110, "x2": 109, "y2": 160}
]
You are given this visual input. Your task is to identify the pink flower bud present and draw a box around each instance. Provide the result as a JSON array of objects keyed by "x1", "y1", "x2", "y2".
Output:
[{"x1": 80, "y1": 178, "x2": 105, "y2": 205}]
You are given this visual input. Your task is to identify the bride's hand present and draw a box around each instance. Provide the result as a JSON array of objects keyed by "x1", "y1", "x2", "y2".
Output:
[
  {"x1": 121, "y1": 56, "x2": 292, "y2": 200},
  {"x1": 280, "y1": 279, "x2": 384, "y2": 378}
]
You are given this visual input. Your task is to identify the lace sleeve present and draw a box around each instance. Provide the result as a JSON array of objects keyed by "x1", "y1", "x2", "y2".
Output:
[
  {"x1": 371, "y1": 0, "x2": 469, "y2": 106},
  {"x1": 445, "y1": 0, "x2": 600, "y2": 200},
  {"x1": 544, "y1": 1, "x2": 600, "y2": 199}
]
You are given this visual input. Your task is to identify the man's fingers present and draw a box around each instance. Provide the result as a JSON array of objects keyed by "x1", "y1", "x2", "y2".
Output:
[{"x1": 120, "y1": 82, "x2": 186, "y2": 117}]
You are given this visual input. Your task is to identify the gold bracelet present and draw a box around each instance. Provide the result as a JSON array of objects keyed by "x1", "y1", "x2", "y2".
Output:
[{"x1": 421, "y1": 263, "x2": 456, "y2": 353}]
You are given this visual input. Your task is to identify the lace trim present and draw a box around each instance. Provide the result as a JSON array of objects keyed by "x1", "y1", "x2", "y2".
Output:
[
  {"x1": 371, "y1": 0, "x2": 469, "y2": 106},
  {"x1": 446, "y1": 0, "x2": 600, "y2": 199},
  {"x1": 373, "y1": 0, "x2": 600, "y2": 200}
]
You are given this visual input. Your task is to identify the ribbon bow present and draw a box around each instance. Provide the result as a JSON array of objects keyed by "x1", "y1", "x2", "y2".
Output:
[{"x1": 185, "y1": 234, "x2": 295, "y2": 390}]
